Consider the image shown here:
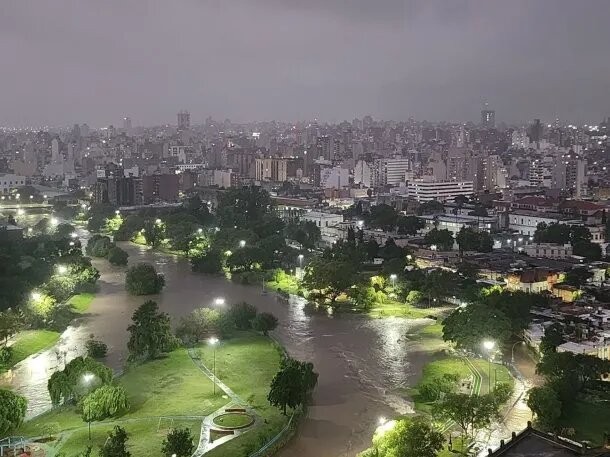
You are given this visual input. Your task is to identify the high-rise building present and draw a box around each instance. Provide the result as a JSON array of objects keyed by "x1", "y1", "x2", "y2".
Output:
[
  {"x1": 177, "y1": 110, "x2": 190, "y2": 130},
  {"x1": 316, "y1": 136, "x2": 332, "y2": 160},
  {"x1": 142, "y1": 173, "x2": 180, "y2": 203},
  {"x1": 404, "y1": 178, "x2": 474, "y2": 202},
  {"x1": 51, "y1": 138, "x2": 60, "y2": 162},
  {"x1": 481, "y1": 109, "x2": 496, "y2": 129},
  {"x1": 372, "y1": 157, "x2": 410, "y2": 186},
  {"x1": 255, "y1": 158, "x2": 288, "y2": 182},
  {"x1": 94, "y1": 176, "x2": 143, "y2": 206},
  {"x1": 122, "y1": 117, "x2": 132, "y2": 135}
]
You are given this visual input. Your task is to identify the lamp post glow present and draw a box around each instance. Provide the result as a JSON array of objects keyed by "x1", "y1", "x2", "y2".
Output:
[
  {"x1": 31, "y1": 292, "x2": 41, "y2": 301},
  {"x1": 82, "y1": 373, "x2": 95, "y2": 440},
  {"x1": 390, "y1": 274, "x2": 397, "y2": 288},
  {"x1": 208, "y1": 337, "x2": 219, "y2": 395},
  {"x1": 57, "y1": 265, "x2": 68, "y2": 275},
  {"x1": 239, "y1": 240, "x2": 246, "y2": 248},
  {"x1": 214, "y1": 297, "x2": 225, "y2": 306},
  {"x1": 298, "y1": 254, "x2": 304, "y2": 268},
  {"x1": 483, "y1": 340, "x2": 495, "y2": 392},
  {"x1": 50, "y1": 217, "x2": 58, "y2": 226}
]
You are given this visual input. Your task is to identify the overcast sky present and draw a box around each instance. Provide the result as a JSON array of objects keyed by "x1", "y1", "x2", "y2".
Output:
[{"x1": 2, "y1": 0, "x2": 610, "y2": 127}]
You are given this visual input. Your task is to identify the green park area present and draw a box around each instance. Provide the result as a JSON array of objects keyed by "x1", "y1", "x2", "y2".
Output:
[
  {"x1": 1, "y1": 330, "x2": 60, "y2": 372},
  {"x1": 68, "y1": 293, "x2": 96, "y2": 313},
  {"x1": 15, "y1": 334, "x2": 286, "y2": 457}
]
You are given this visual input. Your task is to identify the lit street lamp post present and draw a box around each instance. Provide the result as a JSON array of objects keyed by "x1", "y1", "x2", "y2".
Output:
[
  {"x1": 298, "y1": 254, "x2": 304, "y2": 268},
  {"x1": 82, "y1": 373, "x2": 95, "y2": 440},
  {"x1": 483, "y1": 340, "x2": 495, "y2": 393},
  {"x1": 208, "y1": 337, "x2": 219, "y2": 395},
  {"x1": 511, "y1": 341, "x2": 522, "y2": 364},
  {"x1": 390, "y1": 274, "x2": 397, "y2": 288}
]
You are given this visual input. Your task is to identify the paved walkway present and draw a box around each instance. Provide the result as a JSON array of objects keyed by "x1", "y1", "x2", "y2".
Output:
[{"x1": 186, "y1": 348, "x2": 258, "y2": 456}]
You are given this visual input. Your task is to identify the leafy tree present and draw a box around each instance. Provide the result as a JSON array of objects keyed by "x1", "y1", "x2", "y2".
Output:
[
  {"x1": 125, "y1": 263, "x2": 165, "y2": 295},
  {"x1": 99, "y1": 425, "x2": 130, "y2": 457},
  {"x1": 0, "y1": 389, "x2": 27, "y2": 435},
  {"x1": 86, "y1": 337, "x2": 108, "y2": 358},
  {"x1": 228, "y1": 302, "x2": 257, "y2": 330},
  {"x1": 113, "y1": 215, "x2": 146, "y2": 241},
  {"x1": 43, "y1": 274, "x2": 78, "y2": 302},
  {"x1": 175, "y1": 308, "x2": 233, "y2": 343},
  {"x1": 527, "y1": 386, "x2": 562, "y2": 430},
  {"x1": 424, "y1": 228, "x2": 454, "y2": 251},
  {"x1": 87, "y1": 204, "x2": 116, "y2": 232},
  {"x1": 82, "y1": 385, "x2": 129, "y2": 421},
  {"x1": 226, "y1": 246, "x2": 266, "y2": 272},
  {"x1": 252, "y1": 312, "x2": 279, "y2": 336},
  {"x1": 268, "y1": 357, "x2": 318, "y2": 414},
  {"x1": 539, "y1": 323, "x2": 564, "y2": 355},
  {"x1": 217, "y1": 186, "x2": 272, "y2": 229},
  {"x1": 366, "y1": 204, "x2": 398, "y2": 232},
  {"x1": 396, "y1": 216, "x2": 425, "y2": 236},
  {"x1": 165, "y1": 220, "x2": 198, "y2": 254},
  {"x1": 142, "y1": 219, "x2": 165, "y2": 248},
  {"x1": 434, "y1": 392, "x2": 499, "y2": 438},
  {"x1": 302, "y1": 259, "x2": 357, "y2": 307},
  {"x1": 372, "y1": 417, "x2": 444, "y2": 457},
  {"x1": 127, "y1": 301, "x2": 174, "y2": 361},
  {"x1": 563, "y1": 268, "x2": 593, "y2": 287},
  {"x1": 442, "y1": 303, "x2": 513, "y2": 350},
  {"x1": 418, "y1": 373, "x2": 460, "y2": 401},
  {"x1": 107, "y1": 246, "x2": 129, "y2": 266},
  {"x1": 47, "y1": 357, "x2": 112, "y2": 405},
  {"x1": 55, "y1": 223, "x2": 76, "y2": 239},
  {"x1": 469, "y1": 205, "x2": 489, "y2": 217},
  {"x1": 405, "y1": 290, "x2": 423, "y2": 306},
  {"x1": 456, "y1": 227, "x2": 493, "y2": 254},
  {"x1": 572, "y1": 240, "x2": 601, "y2": 261},
  {"x1": 191, "y1": 249, "x2": 224, "y2": 274},
  {"x1": 417, "y1": 200, "x2": 444, "y2": 216},
  {"x1": 456, "y1": 261, "x2": 480, "y2": 279},
  {"x1": 284, "y1": 221, "x2": 321, "y2": 249},
  {"x1": 0, "y1": 310, "x2": 22, "y2": 344},
  {"x1": 86, "y1": 235, "x2": 114, "y2": 258},
  {"x1": 161, "y1": 427, "x2": 195, "y2": 457}
]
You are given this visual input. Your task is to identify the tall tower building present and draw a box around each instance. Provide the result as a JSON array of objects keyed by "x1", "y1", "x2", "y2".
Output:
[
  {"x1": 481, "y1": 107, "x2": 495, "y2": 129},
  {"x1": 123, "y1": 117, "x2": 132, "y2": 135},
  {"x1": 51, "y1": 138, "x2": 59, "y2": 162},
  {"x1": 177, "y1": 110, "x2": 190, "y2": 130}
]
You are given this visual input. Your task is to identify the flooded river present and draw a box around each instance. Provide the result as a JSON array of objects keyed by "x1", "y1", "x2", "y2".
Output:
[{"x1": 3, "y1": 228, "x2": 436, "y2": 457}]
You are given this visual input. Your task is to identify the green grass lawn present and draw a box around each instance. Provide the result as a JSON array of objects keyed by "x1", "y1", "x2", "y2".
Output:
[
  {"x1": 213, "y1": 413, "x2": 253, "y2": 428},
  {"x1": 408, "y1": 356, "x2": 513, "y2": 415},
  {"x1": 559, "y1": 399, "x2": 610, "y2": 446},
  {"x1": 367, "y1": 300, "x2": 443, "y2": 319},
  {"x1": 68, "y1": 292, "x2": 96, "y2": 313},
  {"x1": 197, "y1": 333, "x2": 288, "y2": 457},
  {"x1": 16, "y1": 334, "x2": 286, "y2": 457},
  {"x1": 1, "y1": 330, "x2": 60, "y2": 371}
]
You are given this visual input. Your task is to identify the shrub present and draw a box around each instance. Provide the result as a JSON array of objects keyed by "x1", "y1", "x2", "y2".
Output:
[
  {"x1": 81, "y1": 385, "x2": 129, "y2": 421},
  {"x1": 228, "y1": 302, "x2": 257, "y2": 330},
  {"x1": 161, "y1": 427, "x2": 195, "y2": 457},
  {"x1": 86, "y1": 337, "x2": 108, "y2": 358},
  {"x1": 191, "y1": 249, "x2": 223, "y2": 274},
  {"x1": 125, "y1": 263, "x2": 165, "y2": 295},
  {"x1": 0, "y1": 346, "x2": 12, "y2": 364},
  {"x1": 252, "y1": 312, "x2": 278, "y2": 336},
  {"x1": 86, "y1": 235, "x2": 114, "y2": 258},
  {"x1": 176, "y1": 308, "x2": 234, "y2": 344},
  {"x1": 0, "y1": 389, "x2": 27, "y2": 435},
  {"x1": 107, "y1": 246, "x2": 129, "y2": 266}
]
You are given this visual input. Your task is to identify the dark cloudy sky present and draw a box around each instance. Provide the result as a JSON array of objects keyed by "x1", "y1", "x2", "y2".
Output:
[{"x1": 2, "y1": 0, "x2": 610, "y2": 127}]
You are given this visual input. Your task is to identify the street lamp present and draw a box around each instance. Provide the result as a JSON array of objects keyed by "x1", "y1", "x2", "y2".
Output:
[
  {"x1": 50, "y1": 217, "x2": 58, "y2": 226},
  {"x1": 17, "y1": 209, "x2": 24, "y2": 216},
  {"x1": 390, "y1": 274, "x2": 397, "y2": 288},
  {"x1": 197, "y1": 228, "x2": 203, "y2": 234},
  {"x1": 70, "y1": 232, "x2": 78, "y2": 238},
  {"x1": 511, "y1": 341, "x2": 522, "y2": 364},
  {"x1": 31, "y1": 292, "x2": 42, "y2": 301},
  {"x1": 155, "y1": 218, "x2": 162, "y2": 225},
  {"x1": 82, "y1": 373, "x2": 95, "y2": 440},
  {"x1": 115, "y1": 210, "x2": 120, "y2": 216},
  {"x1": 239, "y1": 240, "x2": 246, "y2": 248},
  {"x1": 298, "y1": 254, "x2": 304, "y2": 268},
  {"x1": 483, "y1": 340, "x2": 495, "y2": 393},
  {"x1": 208, "y1": 337, "x2": 219, "y2": 395},
  {"x1": 214, "y1": 297, "x2": 225, "y2": 306},
  {"x1": 57, "y1": 265, "x2": 68, "y2": 275}
]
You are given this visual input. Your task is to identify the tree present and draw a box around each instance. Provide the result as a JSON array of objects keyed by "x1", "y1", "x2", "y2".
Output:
[
  {"x1": 372, "y1": 418, "x2": 444, "y2": 457},
  {"x1": 175, "y1": 308, "x2": 233, "y2": 343},
  {"x1": 82, "y1": 385, "x2": 129, "y2": 421},
  {"x1": 165, "y1": 220, "x2": 197, "y2": 254},
  {"x1": 424, "y1": 229, "x2": 454, "y2": 251},
  {"x1": 302, "y1": 259, "x2": 357, "y2": 307},
  {"x1": 191, "y1": 249, "x2": 223, "y2": 274},
  {"x1": 99, "y1": 425, "x2": 130, "y2": 457},
  {"x1": 563, "y1": 268, "x2": 593, "y2": 287},
  {"x1": 125, "y1": 263, "x2": 165, "y2": 295},
  {"x1": 396, "y1": 216, "x2": 425, "y2": 236},
  {"x1": 127, "y1": 301, "x2": 174, "y2": 361},
  {"x1": 252, "y1": 312, "x2": 278, "y2": 336},
  {"x1": 161, "y1": 427, "x2": 195, "y2": 457},
  {"x1": 228, "y1": 302, "x2": 257, "y2": 330},
  {"x1": 539, "y1": 323, "x2": 565, "y2": 355},
  {"x1": 47, "y1": 357, "x2": 112, "y2": 405},
  {"x1": 86, "y1": 235, "x2": 114, "y2": 258},
  {"x1": 55, "y1": 223, "x2": 76, "y2": 239},
  {"x1": 107, "y1": 246, "x2": 129, "y2": 266},
  {"x1": 456, "y1": 227, "x2": 480, "y2": 254},
  {"x1": 417, "y1": 200, "x2": 444, "y2": 216},
  {"x1": 217, "y1": 186, "x2": 272, "y2": 229},
  {"x1": 86, "y1": 337, "x2": 108, "y2": 358},
  {"x1": 469, "y1": 205, "x2": 489, "y2": 217},
  {"x1": 572, "y1": 240, "x2": 601, "y2": 261},
  {"x1": 0, "y1": 389, "x2": 27, "y2": 435},
  {"x1": 367, "y1": 204, "x2": 398, "y2": 232},
  {"x1": 442, "y1": 303, "x2": 513, "y2": 350},
  {"x1": 435, "y1": 392, "x2": 499, "y2": 438},
  {"x1": 527, "y1": 386, "x2": 562, "y2": 430},
  {"x1": 268, "y1": 357, "x2": 318, "y2": 414},
  {"x1": 142, "y1": 219, "x2": 165, "y2": 248}
]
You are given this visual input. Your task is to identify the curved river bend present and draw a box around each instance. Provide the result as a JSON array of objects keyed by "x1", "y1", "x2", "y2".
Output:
[{"x1": 3, "y1": 233, "x2": 435, "y2": 457}]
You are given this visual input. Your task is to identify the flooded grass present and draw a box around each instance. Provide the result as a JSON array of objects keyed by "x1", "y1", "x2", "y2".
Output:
[
  {"x1": 2, "y1": 330, "x2": 60, "y2": 372},
  {"x1": 68, "y1": 292, "x2": 96, "y2": 313}
]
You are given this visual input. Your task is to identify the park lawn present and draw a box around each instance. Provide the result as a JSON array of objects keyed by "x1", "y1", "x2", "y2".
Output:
[
  {"x1": 57, "y1": 418, "x2": 201, "y2": 457},
  {"x1": 16, "y1": 347, "x2": 225, "y2": 438},
  {"x1": 197, "y1": 333, "x2": 288, "y2": 457},
  {"x1": 367, "y1": 300, "x2": 439, "y2": 319},
  {"x1": 559, "y1": 399, "x2": 610, "y2": 446},
  {"x1": 68, "y1": 293, "x2": 96, "y2": 313},
  {"x1": 2, "y1": 330, "x2": 60, "y2": 371},
  {"x1": 409, "y1": 356, "x2": 513, "y2": 415}
]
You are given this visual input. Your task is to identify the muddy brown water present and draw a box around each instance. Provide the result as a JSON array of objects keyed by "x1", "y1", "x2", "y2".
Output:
[{"x1": 4, "y1": 228, "x2": 435, "y2": 457}]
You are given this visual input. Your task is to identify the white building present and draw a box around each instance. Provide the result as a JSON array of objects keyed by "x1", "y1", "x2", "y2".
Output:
[
  {"x1": 522, "y1": 243, "x2": 573, "y2": 259},
  {"x1": 372, "y1": 157, "x2": 410, "y2": 186},
  {"x1": 301, "y1": 211, "x2": 343, "y2": 228},
  {"x1": 353, "y1": 160, "x2": 372, "y2": 187},
  {"x1": 255, "y1": 158, "x2": 287, "y2": 182},
  {"x1": 0, "y1": 173, "x2": 26, "y2": 194},
  {"x1": 403, "y1": 178, "x2": 474, "y2": 202},
  {"x1": 508, "y1": 210, "x2": 582, "y2": 236},
  {"x1": 557, "y1": 341, "x2": 610, "y2": 360},
  {"x1": 168, "y1": 145, "x2": 187, "y2": 163},
  {"x1": 320, "y1": 167, "x2": 349, "y2": 189},
  {"x1": 198, "y1": 169, "x2": 233, "y2": 188}
]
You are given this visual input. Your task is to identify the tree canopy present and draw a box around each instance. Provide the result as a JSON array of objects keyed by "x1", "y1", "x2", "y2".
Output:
[
  {"x1": 125, "y1": 263, "x2": 165, "y2": 295},
  {"x1": 127, "y1": 300, "x2": 174, "y2": 361}
]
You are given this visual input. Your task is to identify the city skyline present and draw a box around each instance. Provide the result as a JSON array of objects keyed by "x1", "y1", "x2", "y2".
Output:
[{"x1": 3, "y1": 0, "x2": 610, "y2": 127}]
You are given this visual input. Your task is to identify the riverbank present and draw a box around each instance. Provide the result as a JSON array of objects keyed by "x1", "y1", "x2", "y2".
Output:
[{"x1": 15, "y1": 333, "x2": 287, "y2": 457}]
